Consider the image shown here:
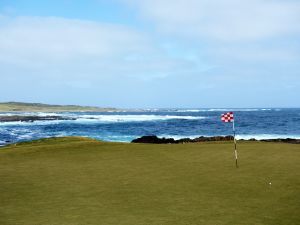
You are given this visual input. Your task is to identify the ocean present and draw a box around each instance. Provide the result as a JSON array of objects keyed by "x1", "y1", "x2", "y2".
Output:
[{"x1": 0, "y1": 108, "x2": 300, "y2": 145}]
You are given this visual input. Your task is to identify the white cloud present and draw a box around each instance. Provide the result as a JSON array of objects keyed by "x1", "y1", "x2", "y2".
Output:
[
  {"x1": 0, "y1": 16, "x2": 153, "y2": 66},
  {"x1": 0, "y1": 2, "x2": 299, "y2": 107},
  {"x1": 123, "y1": 0, "x2": 300, "y2": 41},
  {"x1": 119, "y1": 0, "x2": 300, "y2": 64},
  {"x1": 0, "y1": 15, "x2": 198, "y2": 82}
]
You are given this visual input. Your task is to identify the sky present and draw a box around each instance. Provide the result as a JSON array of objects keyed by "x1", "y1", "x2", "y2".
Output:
[{"x1": 0, "y1": 0, "x2": 299, "y2": 108}]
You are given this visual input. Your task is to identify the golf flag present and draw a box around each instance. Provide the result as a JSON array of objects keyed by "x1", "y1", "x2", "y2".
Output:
[
  {"x1": 221, "y1": 111, "x2": 238, "y2": 168},
  {"x1": 221, "y1": 112, "x2": 234, "y2": 123}
]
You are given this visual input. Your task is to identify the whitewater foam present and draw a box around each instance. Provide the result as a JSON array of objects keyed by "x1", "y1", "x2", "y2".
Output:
[
  {"x1": 158, "y1": 135, "x2": 201, "y2": 140},
  {"x1": 236, "y1": 134, "x2": 300, "y2": 140},
  {"x1": 76, "y1": 114, "x2": 206, "y2": 123},
  {"x1": 0, "y1": 109, "x2": 299, "y2": 144},
  {"x1": 158, "y1": 134, "x2": 300, "y2": 141},
  {"x1": 0, "y1": 120, "x2": 65, "y2": 126},
  {"x1": 0, "y1": 112, "x2": 63, "y2": 117}
]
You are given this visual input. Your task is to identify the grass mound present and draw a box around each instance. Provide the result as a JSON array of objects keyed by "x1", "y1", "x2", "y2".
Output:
[{"x1": 0, "y1": 137, "x2": 299, "y2": 225}]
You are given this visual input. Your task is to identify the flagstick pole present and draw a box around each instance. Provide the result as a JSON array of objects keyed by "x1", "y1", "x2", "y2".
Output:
[{"x1": 232, "y1": 120, "x2": 238, "y2": 168}]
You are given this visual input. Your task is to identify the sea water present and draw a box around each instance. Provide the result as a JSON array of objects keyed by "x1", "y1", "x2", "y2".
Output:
[{"x1": 0, "y1": 108, "x2": 299, "y2": 144}]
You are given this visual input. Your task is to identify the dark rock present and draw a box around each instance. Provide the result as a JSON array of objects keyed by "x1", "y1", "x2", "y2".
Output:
[
  {"x1": 132, "y1": 135, "x2": 235, "y2": 144},
  {"x1": 0, "y1": 115, "x2": 76, "y2": 122},
  {"x1": 132, "y1": 135, "x2": 178, "y2": 144},
  {"x1": 177, "y1": 138, "x2": 193, "y2": 143},
  {"x1": 186, "y1": 135, "x2": 234, "y2": 142},
  {"x1": 132, "y1": 135, "x2": 300, "y2": 144}
]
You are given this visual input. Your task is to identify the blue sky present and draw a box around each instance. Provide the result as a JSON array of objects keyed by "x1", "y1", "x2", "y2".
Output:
[{"x1": 0, "y1": 0, "x2": 299, "y2": 108}]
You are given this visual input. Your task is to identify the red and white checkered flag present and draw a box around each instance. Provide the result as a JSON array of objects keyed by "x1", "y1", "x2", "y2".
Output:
[
  {"x1": 221, "y1": 112, "x2": 234, "y2": 123},
  {"x1": 221, "y1": 112, "x2": 238, "y2": 167}
]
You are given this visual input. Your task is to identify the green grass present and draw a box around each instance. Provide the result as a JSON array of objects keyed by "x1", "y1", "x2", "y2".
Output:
[{"x1": 0, "y1": 137, "x2": 299, "y2": 225}]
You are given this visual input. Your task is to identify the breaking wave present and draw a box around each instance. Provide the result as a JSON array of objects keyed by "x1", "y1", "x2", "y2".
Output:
[
  {"x1": 0, "y1": 114, "x2": 207, "y2": 126},
  {"x1": 76, "y1": 115, "x2": 206, "y2": 122},
  {"x1": 1, "y1": 109, "x2": 299, "y2": 145},
  {"x1": 235, "y1": 134, "x2": 300, "y2": 140},
  {"x1": 158, "y1": 134, "x2": 300, "y2": 141}
]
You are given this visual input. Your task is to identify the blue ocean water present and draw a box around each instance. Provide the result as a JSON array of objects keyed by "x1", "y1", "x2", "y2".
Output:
[{"x1": 0, "y1": 108, "x2": 299, "y2": 145}]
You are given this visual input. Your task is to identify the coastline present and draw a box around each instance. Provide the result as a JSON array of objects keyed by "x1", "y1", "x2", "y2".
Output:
[
  {"x1": 0, "y1": 102, "x2": 120, "y2": 112},
  {"x1": 1, "y1": 135, "x2": 300, "y2": 148},
  {"x1": 132, "y1": 135, "x2": 300, "y2": 144},
  {"x1": 1, "y1": 107, "x2": 299, "y2": 146}
]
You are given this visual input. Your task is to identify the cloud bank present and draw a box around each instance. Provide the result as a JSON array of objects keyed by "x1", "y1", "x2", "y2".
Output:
[
  {"x1": 124, "y1": 0, "x2": 300, "y2": 41},
  {"x1": 0, "y1": 15, "x2": 194, "y2": 81},
  {"x1": 0, "y1": 0, "x2": 299, "y2": 107},
  {"x1": 0, "y1": 16, "x2": 151, "y2": 66}
]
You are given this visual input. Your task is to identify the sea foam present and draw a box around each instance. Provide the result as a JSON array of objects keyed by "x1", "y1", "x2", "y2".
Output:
[
  {"x1": 76, "y1": 114, "x2": 206, "y2": 123},
  {"x1": 236, "y1": 134, "x2": 300, "y2": 140}
]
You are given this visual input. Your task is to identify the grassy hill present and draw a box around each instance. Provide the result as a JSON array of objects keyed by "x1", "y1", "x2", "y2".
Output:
[
  {"x1": 0, "y1": 102, "x2": 118, "y2": 112},
  {"x1": 0, "y1": 137, "x2": 299, "y2": 225}
]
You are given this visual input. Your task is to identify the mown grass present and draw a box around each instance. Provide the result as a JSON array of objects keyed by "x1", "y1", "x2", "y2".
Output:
[{"x1": 0, "y1": 137, "x2": 299, "y2": 225}]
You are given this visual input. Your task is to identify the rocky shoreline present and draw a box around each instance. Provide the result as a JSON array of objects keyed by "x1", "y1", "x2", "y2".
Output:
[
  {"x1": 1, "y1": 135, "x2": 299, "y2": 147},
  {"x1": 0, "y1": 115, "x2": 75, "y2": 122},
  {"x1": 131, "y1": 135, "x2": 300, "y2": 144}
]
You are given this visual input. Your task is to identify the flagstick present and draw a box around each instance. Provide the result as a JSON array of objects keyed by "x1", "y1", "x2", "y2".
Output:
[{"x1": 232, "y1": 120, "x2": 238, "y2": 168}]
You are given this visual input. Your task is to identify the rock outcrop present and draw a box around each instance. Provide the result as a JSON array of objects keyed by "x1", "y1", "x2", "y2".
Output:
[
  {"x1": 0, "y1": 115, "x2": 75, "y2": 122},
  {"x1": 131, "y1": 135, "x2": 178, "y2": 144},
  {"x1": 132, "y1": 135, "x2": 300, "y2": 144},
  {"x1": 131, "y1": 135, "x2": 234, "y2": 144}
]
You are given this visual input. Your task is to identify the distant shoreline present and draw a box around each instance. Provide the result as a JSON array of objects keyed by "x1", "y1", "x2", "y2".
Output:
[
  {"x1": 1, "y1": 102, "x2": 299, "y2": 112},
  {"x1": 0, "y1": 102, "x2": 120, "y2": 112}
]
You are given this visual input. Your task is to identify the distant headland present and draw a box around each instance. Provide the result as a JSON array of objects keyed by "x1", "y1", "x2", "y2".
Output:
[{"x1": 0, "y1": 102, "x2": 119, "y2": 112}]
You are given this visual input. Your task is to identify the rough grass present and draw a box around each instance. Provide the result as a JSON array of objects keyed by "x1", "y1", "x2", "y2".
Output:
[{"x1": 0, "y1": 137, "x2": 299, "y2": 225}]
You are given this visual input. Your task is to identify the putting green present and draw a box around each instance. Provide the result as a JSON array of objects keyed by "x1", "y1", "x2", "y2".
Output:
[{"x1": 0, "y1": 137, "x2": 299, "y2": 225}]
